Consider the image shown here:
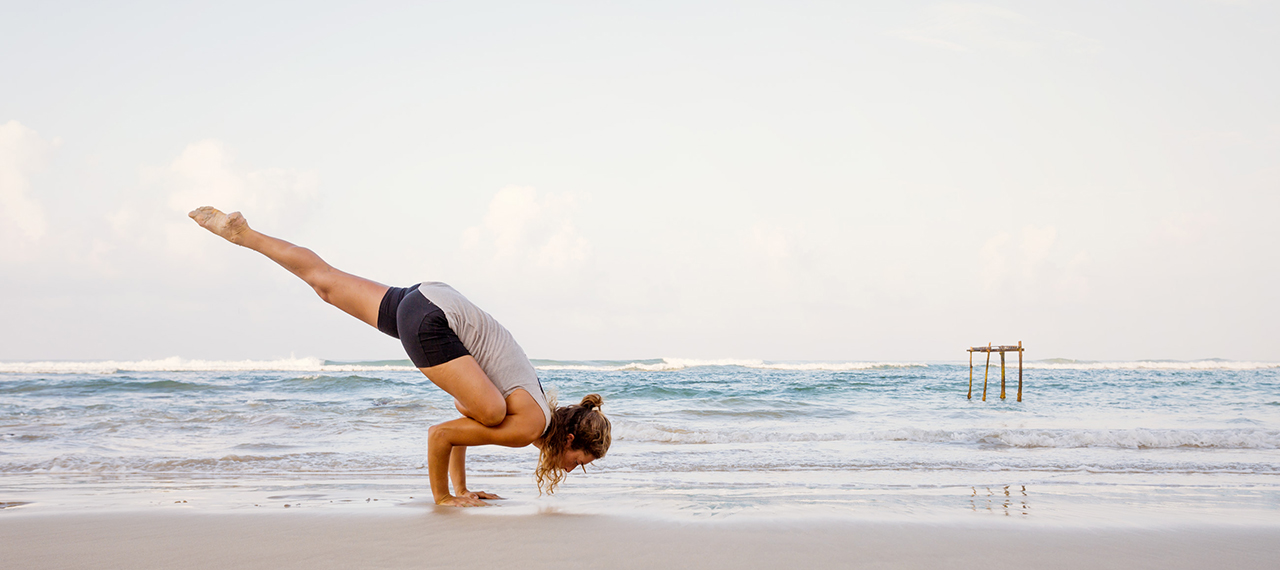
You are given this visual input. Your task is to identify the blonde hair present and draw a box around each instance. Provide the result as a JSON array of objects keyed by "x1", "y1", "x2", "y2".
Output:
[{"x1": 535, "y1": 393, "x2": 611, "y2": 495}]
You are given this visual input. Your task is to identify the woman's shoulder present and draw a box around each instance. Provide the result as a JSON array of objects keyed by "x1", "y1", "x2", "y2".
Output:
[{"x1": 506, "y1": 388, "x2": 552, "y2": 438}]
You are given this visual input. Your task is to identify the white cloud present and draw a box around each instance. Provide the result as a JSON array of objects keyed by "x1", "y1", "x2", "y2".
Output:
[
  {"x1": 463, "y1": 186, "x2": 590, "y2": 269},
  {"x1": 113, "y1": 140, "x2": 319, "y2": 259},
  {"x1": 889, "y1": 3, "x2": 1102, "y2": 55},
  {"x1": 0, "y1": 120, "x2": 60, "y2": 260},
  {"x1": 158, "y1": 139, "x2": 319, "y2": 230}
]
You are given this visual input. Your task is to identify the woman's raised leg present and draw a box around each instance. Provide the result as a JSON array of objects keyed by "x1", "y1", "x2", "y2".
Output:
[
  {"x1": 190, "y1": 206, "x2": 507, "y2": 427},
  {"x1": 188, "y1": 206, "x2": 387, "y2": 328}
]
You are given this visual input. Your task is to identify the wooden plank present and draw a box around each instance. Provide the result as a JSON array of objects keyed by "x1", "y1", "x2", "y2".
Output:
[
  {"x1": 982, "y1": 342, "x2": 991, "y2": 401},
  {"x1": 1017, "y1": 340, "x2": 1023, "y2": 402},
  {"x1": 969, "y1": 345, "x2": 1023, "y2": 353},
  {"x1": 1000, "y1": 351, "x2": 1006, "y2": 400}
]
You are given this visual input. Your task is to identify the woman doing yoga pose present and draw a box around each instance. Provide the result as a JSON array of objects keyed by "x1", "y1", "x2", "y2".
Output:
[{"x1": 189, "y1": 206, "x2": 610, "y2": 507}]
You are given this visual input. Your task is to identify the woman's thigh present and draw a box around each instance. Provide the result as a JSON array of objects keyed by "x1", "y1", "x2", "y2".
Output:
[
  {"x1": 423, "y1": 356, "x2": 507, "y2": 426},
  {"x1": 391, "y1": 289, "x2": 507, "y2": 425},
  {"x1": 314, "y1": 269, "x2": 389, "y2": 329}
]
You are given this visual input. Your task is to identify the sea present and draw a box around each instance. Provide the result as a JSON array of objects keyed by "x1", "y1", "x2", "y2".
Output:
[{"x1": 2, "y1": 357, "x2": 1278, "y2": 523}]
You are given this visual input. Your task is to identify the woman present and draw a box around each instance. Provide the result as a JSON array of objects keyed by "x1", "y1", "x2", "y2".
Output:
[{"x1": 189, "y1": 206, "x2": 610, "y2": 507}]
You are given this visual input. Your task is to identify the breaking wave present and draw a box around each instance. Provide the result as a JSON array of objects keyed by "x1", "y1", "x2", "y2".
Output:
[
  {"x1": 532, "y1": 358, "x2": 926, "y2": 372},
  {"x1": 1025, "y1": 359, "x2": 1279, "y2": 370},
  {"x1": 0, "y1": 357, "x2": 416, "y2": 375}
]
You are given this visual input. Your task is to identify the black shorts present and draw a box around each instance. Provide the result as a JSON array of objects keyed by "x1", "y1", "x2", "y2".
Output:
[{"x1": 377, "y1": 284, "x2": 471, "y2": 368}]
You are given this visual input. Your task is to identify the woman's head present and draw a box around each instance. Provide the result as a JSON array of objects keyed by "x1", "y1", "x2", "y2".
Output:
[{"x1": 535, "y1": 393, "x2": 611, "y2": 495}]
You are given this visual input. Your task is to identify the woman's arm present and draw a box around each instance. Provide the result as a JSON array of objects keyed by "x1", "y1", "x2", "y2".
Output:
[
  {"x1": 449, "y1": 446, "x2": 467, "y2": 495},
  {"x1": 428, "y1": 391, "x2": 544, "y2": 506},
  {"x1": 449, "y1": 447, "x2": 503, "y2": 500}
]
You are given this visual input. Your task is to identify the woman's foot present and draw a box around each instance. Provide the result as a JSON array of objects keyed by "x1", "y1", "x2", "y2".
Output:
[{"x1": 189, "y1": 206, "x2": 251, "y2": 245}]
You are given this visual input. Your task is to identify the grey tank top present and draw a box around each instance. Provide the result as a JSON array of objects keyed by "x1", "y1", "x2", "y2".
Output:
[{"x1": 416, "y1": 282, "x2": 551, "y2": 432}]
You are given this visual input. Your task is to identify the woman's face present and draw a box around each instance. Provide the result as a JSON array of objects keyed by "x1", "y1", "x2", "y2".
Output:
[{"x1": 559, "y1": 448, "x2": 597, "y2": 473}]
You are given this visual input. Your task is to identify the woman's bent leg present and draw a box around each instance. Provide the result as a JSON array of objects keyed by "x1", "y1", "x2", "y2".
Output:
[
  {"x1": 424, "y1": 356, "x2": 506, "y2": 426},
  {"x1": 189, "y1": 206, "x2": 388, "y2": 328}
]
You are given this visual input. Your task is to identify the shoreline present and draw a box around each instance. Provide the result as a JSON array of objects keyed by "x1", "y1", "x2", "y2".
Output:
[
  {"x1": 4, "y1": 509, "x2": 1278, "y2": 570},
  {"x1": 4, "y1": 470, "x2": 1278, "y2": 527}
]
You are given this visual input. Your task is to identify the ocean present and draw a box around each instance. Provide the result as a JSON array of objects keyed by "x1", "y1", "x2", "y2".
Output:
[{"x1": 2, "y1": 357, "x2": 1278, "y2": 522}]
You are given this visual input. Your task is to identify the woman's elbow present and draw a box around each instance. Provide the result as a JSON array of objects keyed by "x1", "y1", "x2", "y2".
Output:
[
  {"x1": 494, "y1": 422, "x2": 541, "y2": 448},
  {"x1": 513, "y1": 432, "x2": 538, "y2": 448},
  {"x1": 509, "y1": 422, "x2": 542, "y2": 448}
]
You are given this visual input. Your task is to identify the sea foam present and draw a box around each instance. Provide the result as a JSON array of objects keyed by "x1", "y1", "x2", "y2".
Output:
[
  {"x1": 1024, "y1": 359, "x2": 1279, "y2": 370},
  {"x1": 532, "y1": 358, "x2": 926, "y2": 372},
  {"x1": 0, "y1": 357, "x2": 416, "y2": 374}
]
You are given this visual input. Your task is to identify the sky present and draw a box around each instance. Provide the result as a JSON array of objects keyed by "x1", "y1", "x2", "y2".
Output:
[{"x1": 2, "y1": 1, "x2": 1277, "y2": 362}]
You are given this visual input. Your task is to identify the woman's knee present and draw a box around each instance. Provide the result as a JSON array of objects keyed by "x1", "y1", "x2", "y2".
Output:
[
  {"x1": 308, "y1": 268, "x2": 340, "y2": 304},
  {"x1": 453, "y1": 397, "x2": 505, "y2": 426}
]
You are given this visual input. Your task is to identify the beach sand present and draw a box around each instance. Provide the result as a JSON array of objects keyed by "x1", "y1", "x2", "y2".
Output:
[{"x1": 3, "y1": 509, "x2": 1277, "y2": 570}]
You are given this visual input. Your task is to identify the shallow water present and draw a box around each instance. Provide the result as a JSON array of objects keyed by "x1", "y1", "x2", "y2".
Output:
[{"x1": 2, "y1": 357, "x2": 1278, "y2": 522}]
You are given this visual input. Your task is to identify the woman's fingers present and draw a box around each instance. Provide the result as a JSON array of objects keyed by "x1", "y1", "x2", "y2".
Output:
[{"x1": 439, "y1": 495, "x2": 488, "y2": 507}]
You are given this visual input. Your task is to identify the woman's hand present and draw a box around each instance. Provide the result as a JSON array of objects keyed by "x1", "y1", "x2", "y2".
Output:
[
  {"x1": 460, "y1": 490, "x2": 503, "y2": 500},
  {"x1": 436, "y1": 494, "x2": 489, "y2": 507},
  {"x1": 427, "y1": 405, "x2": 544, "y2": 510}
]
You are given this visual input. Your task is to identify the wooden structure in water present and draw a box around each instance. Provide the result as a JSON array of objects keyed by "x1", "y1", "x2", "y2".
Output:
[{"x1": 968, "y1": 342, "x2": 1024, "y2": 402}]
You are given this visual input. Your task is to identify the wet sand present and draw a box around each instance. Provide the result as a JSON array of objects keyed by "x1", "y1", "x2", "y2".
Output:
[{"x1": 3, "y1": 510, "x2": 1277, "y2": 570}]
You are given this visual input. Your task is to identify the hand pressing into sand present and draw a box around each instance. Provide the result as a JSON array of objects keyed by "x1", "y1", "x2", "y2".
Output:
[{"x1": 437, "y1": 494, "x2": 489, "y2": 507}]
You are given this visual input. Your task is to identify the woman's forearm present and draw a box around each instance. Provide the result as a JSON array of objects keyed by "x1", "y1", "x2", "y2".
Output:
[
  {"x1": 427, "y1": 424, "x2": 456, "y2": 503},
  {"x1": 449, "y1": 446, "x2": 468, "y2": 494}
]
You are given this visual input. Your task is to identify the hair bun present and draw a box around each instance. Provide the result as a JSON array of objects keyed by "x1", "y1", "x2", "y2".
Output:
[{"x1": 579, "y1": 393, "x2": 603, "y2": 411}]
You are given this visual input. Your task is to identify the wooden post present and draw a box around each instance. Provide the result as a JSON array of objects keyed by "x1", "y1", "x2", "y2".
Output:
[
  {"x1": 1000, "y1": 350, "x2": 1007, "y2": 400},
  {"x1": 968, "y1": 349, "x2": 973, "y2": 399},
  {"x1": 1017, "y1": 341, "x2": 1023, "y2": 402},
  {"x1": 982, "y1": 342, "x2": 991, "y2": 401}
]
